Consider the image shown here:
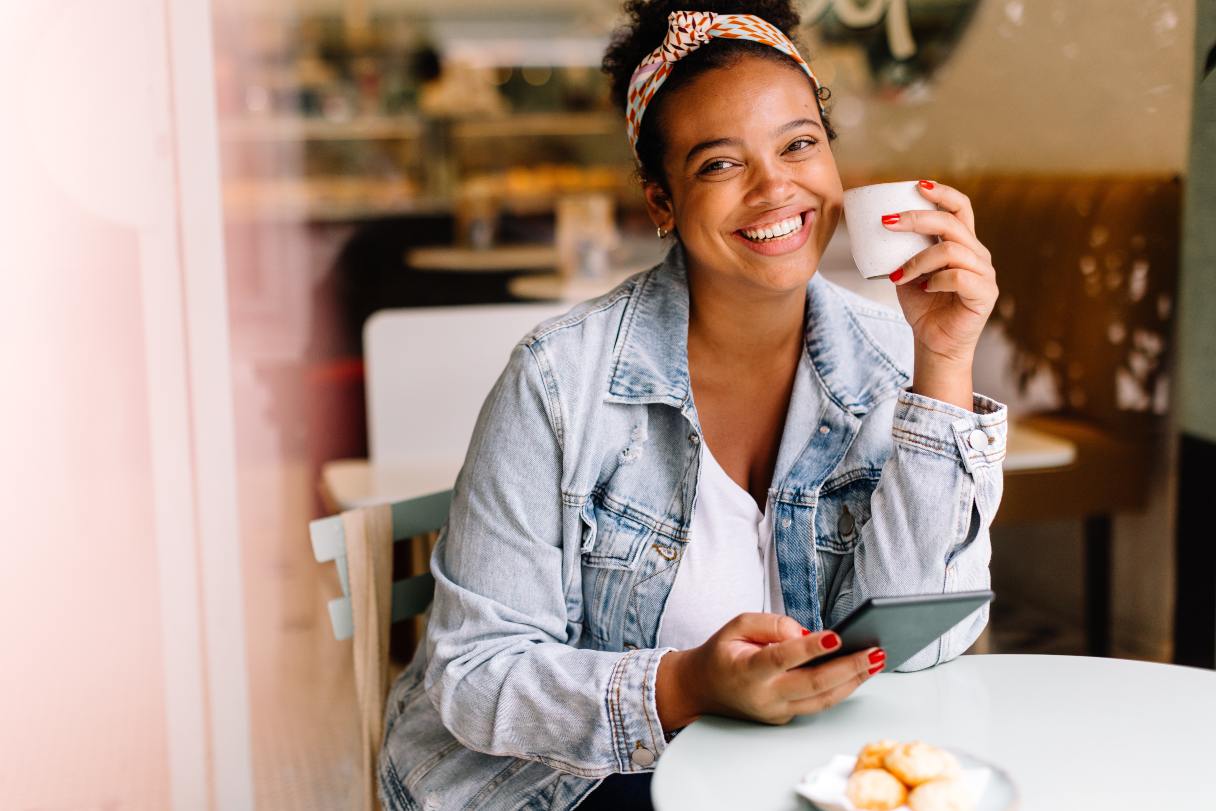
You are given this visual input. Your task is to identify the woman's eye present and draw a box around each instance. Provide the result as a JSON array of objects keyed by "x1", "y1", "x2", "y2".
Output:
[
  {"x1": 787, "y1": 137, "x2": 818, "y2": 153},
  {"x1": 699, "y1": 160, "x2": 734, "y2": 174}
]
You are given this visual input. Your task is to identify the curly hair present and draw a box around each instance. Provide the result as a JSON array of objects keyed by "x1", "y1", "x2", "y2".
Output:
[{"x1": 601, "y1": 0, "x2": 837, "y2": 192}]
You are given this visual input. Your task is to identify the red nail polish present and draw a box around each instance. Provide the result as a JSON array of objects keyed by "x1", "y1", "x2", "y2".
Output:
[
  {"x1": 801, "y1": 629, "x2": 811, "y2": 636},
  {"x1": 919, "y1": 179, "x2": 935, "y2": 189},
  {"x1": 868, "y1": 662, "x2": 885, "y2": 675},
  {"x1": 868, "y1": 649, "x2": 886, "y2": 665},
  {"x1": 881, "y1": 214, "x2": 900, "y2": 225},
  {"x1": 889, "y1": 268, "x2": 904, "y2": 282},
  {"x1": 822, "y1": 631, "x2": 841, "y2": 650}
]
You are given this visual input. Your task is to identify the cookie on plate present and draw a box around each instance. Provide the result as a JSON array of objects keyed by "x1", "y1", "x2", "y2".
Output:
[
  {"x1": 906, "y1": 776, "x2": 975, "y2": 811},
  {"x1": 882, "y1": 741, "x2": 960, "y2": 787},
  {"x1": 845, "y1": 768, "x2": 907, "y2": 811},
  {"x1": 853, "y1": 739, "x2": 899, "y2": 771}
]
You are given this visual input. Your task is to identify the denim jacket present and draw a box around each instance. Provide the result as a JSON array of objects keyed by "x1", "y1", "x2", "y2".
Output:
[{"x1": 379, "y1": 240, "x2": 1008, "y2": 811}]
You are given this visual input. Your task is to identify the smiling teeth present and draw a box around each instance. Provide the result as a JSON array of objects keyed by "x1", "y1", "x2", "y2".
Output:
[{"x1": 742, "y1": 214, "x2": 803, "y2": 241}]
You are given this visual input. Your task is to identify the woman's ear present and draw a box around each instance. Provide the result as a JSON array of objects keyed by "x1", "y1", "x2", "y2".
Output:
[{"x1": 643, "y1": 181, "x2": 675, "y2": 232}]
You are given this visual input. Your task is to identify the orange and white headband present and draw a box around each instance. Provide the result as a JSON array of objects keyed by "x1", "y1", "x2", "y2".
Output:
[{"x1": 625, "y1": 11, "x2": 826, "y2": 164}]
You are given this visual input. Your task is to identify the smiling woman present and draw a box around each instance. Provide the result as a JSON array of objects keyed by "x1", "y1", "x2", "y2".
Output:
[
  {"x1": 376, "y1": 3, "x2": 1008, "y2": 810},
  {"x1": 661, "y1": 64, "x2": 831, "y2": 266},
  {"x1": 602, "y1": 3, "x2": 848, "y2": 368}
]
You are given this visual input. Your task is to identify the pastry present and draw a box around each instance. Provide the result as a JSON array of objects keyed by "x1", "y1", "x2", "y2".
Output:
[
  {"x1": 844, "y1": 768, "x2": 907, "y2": 811},
  {"x1": 882, "y1": 741, "x2": 960, "y2": 787},
  {"x1": 854, "y1": 739, "x2": 899, "y2": 771},
  {"x1": 906, "y1": 776, "x2": 974, "y2": 811}
]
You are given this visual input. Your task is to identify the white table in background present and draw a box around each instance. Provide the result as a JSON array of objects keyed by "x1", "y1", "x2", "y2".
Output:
[
  {"x1": 1002, "y1": 421, "x2": 1074, "y2": 470},
  {"x1": 651, "y1": 654, "x2": 1216, "y2": 811},
  {"x1": 507, "y1": 267, "x2": 642, "y2": 303},
  {"x1": 319, "y1": 457, "x2": 462, "y2": 512},
  {"x1": 505, "y1": 237, "x2": 670, "y2": 302}
]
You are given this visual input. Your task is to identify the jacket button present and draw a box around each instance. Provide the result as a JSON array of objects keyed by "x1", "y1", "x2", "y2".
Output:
[
  {"x1": 967, "y1": 429, "x2": 988, "y2": 452},
  {"x1": 631, "y1": 745, "x2": 656, "y2": 768},
  {"x1": 689, "y1": 432, "x2": 700, "y2": 444},
  {"x1": 819, "y1": 424, "x2": 831, "y2": 434},
  {"x1": 838, "y1": 507, "x2": 855, "y2": 537}
]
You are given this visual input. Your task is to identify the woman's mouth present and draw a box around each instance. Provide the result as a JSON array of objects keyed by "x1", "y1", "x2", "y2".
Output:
[{"x1": 731, "y1": 209, "x2": 814, "y2": 256}]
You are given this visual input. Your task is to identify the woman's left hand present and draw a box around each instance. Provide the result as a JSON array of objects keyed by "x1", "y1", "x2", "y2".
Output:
[{"x1": 883, "y1": 181, "x2": 998, "y2": 365}]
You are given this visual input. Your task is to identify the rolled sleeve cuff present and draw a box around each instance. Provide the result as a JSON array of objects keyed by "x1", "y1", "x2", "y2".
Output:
[
  {"x1": 892, "y1": 388, "x2": 1008, "y2": 475},
  {"x1": 606, "y1": 647, "x2": 675, "y2": 773}
]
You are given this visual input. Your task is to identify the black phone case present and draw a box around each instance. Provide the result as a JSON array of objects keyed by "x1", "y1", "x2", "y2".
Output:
[{"x1": 804, "y1": 590, "x2": 994, "y2": 671}]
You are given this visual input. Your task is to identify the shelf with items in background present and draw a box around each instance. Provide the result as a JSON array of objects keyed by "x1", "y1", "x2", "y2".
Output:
[{"x1": 214, "y1": 10, "x2": 641, "y2": 224}]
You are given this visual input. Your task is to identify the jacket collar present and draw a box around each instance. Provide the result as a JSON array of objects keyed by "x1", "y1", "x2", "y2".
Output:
[{"x1": 606, "y1": 238, "x2": 910, "y2": 417}]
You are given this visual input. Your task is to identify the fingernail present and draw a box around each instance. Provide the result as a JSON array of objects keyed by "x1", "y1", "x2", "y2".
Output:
[
  {"x1": 868, "y1": 649, "x2": 886, "y2": 665},
  {"x1": 801, "y1": 629, "x2": 811, "y2": 636},
  {"x1": 868, "y1": 662, "x2": 885, "y2": 675},
  {"x1": 822, "y1": 631, "x2": 841, "y2": 650},
  {"x1": 889, "y1": 267, "x2": 904, "y2": 282},
  {"x1": 881, "y1": 214, "x2": 900, "y2": 225},
  {"x1": 919, "y1": 179, "x2": 935, "y2": 189}
]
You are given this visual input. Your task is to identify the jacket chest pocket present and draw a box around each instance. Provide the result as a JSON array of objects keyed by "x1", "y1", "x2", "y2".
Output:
[
  {"x1": 814, "y1": 472, "x2": 879, "y2": 553},
  {"x1": 579, "y1": 497, "x2": 652, "y2": 571}
]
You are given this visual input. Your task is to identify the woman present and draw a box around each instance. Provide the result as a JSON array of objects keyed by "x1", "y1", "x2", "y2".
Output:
[{"x1": 379, "y1": 2, "x2": 1006, "y2": 809}]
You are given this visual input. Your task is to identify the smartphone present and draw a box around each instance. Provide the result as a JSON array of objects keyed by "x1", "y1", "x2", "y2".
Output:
[{"x1": 802, "y1": 590, "x2": 994, "y2": 671}]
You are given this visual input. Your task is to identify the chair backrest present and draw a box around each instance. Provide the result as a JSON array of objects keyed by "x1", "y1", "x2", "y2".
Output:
[
  {"x1": 363, "y1": 302, "x2": 568, "y2": 465},
  {"x1": 310, "y1": 489, "x2": 453, "y2": 640},
  {"x1": 309, "y1": 489, "x2": 453, "y2": 811}
]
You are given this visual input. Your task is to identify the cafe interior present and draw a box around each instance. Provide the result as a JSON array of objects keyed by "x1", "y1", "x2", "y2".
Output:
[{"x1": 5, "y1": 0, "x2": 1215, "y2": 808}]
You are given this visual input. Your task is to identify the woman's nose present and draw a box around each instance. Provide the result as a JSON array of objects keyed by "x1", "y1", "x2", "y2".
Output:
[{"x1": 744, "y1": 159, "x2": 795, "y2": 207}]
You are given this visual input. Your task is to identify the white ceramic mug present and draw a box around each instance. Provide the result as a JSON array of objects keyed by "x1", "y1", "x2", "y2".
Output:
[{"x1": 843, "y1": 181, "x2": 941, "y2": 279}]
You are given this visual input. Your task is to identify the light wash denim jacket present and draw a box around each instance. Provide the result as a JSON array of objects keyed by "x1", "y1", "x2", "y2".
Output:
[{"x1": 380, "y1": 239, "x2": 1008, "y2": 811}]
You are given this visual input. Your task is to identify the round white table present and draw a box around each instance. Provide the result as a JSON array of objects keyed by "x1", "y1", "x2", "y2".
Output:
[
  {"x1": 319, "y1": 457, "x2": 463, "y2": 511},
  {"x1": 651, "y1": 654, "x2": 1216, "y2": 810}
]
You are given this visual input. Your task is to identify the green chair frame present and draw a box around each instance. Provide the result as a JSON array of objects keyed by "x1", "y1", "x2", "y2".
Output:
[
  {"x1": 309, "y1": 489, "x2": 452, "y2": 811},
  {"x1": 310, "y1": 490, "x2": 452, "y2": 639}
]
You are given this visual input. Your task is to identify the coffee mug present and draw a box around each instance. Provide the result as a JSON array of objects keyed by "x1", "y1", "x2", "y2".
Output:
[{"x1": 843, "y1": 181, "x2": 941, "y2": 279}]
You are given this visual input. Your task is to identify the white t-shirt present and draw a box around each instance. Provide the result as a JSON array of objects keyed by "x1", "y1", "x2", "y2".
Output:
[{"x1": 655, "y1": 440, "x2": 786, "y2": 650}]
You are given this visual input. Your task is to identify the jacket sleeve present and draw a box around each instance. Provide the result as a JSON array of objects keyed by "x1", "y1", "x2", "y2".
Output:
[
  {"x1": 837, "y1": 387, "x2": 1007, "y2": 672},
  {"x1": 423, "y1": 342, "x2": 671, "y2": 777}
]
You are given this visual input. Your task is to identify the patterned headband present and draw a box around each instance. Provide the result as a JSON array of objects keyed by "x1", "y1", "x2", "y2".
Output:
[{"x1": 625, "y1": 10, "x2": 826, "y2": 164}]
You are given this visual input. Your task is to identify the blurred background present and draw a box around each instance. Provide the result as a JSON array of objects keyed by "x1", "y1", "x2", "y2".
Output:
[{"x1": 2, "y1": 0, "x2": 1213, "y2": 808}]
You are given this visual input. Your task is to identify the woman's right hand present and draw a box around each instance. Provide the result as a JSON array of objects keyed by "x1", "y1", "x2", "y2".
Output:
[{"x1": 656, "y1": 612, "x2": 885, "y2": 730}]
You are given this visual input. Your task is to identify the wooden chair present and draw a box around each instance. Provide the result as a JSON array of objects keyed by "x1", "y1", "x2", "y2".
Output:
[{"x1": 310, "y1": 489, "x2": 453, "y2": 811}]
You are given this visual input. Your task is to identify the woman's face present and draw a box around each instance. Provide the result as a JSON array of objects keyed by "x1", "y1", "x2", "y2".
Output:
[{"x1": 645, "y1": 55, "x2": 843, "y2": 298}]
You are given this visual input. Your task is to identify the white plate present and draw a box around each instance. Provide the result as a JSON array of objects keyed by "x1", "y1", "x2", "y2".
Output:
[{"x1": 794, "y1": 749, "x2": 1019, "y2": 811}]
